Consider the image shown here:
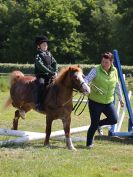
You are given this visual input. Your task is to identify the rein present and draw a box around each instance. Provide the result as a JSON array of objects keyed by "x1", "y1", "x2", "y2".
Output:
[
  {"x1": 73, "y1": 94, "x2": 88, "y2": 116},
  {"x1": 62, "y1": 83, "x2": 104, "y2": 115},
  {"x1": 72, "y1": 83, "x2": 104, "y2": 116},
  {"x1": 61, "y1": 81, "x2": 85, "y2": 107},
  {"x1": 62, "y1": 90, "x2": 78, "y2": 107}
]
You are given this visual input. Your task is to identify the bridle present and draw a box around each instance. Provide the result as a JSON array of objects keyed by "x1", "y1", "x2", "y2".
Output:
[
  {"x1": 55, "y1": 71, "x2": 104, "y2": 115},
  {"x1": 78, "y1": 81, "x2": 86, "y2": 91},
  {"x1": 71, "y1": 73, "x2": 86, "y2": 93},
  {"x1": 62, "y1": 75, "x2": 86, "y2": 107}
]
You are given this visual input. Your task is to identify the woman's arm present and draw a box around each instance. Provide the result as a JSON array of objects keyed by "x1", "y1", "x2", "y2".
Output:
[
  {"x1": 84, "y1": 67, "x2": 97, "y2": 84},
  {"x1": 116, "y1": 82, "x2": 124, "y2": 107}
]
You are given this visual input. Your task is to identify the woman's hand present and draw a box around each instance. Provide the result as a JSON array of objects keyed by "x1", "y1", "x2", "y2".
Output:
[{"x1": 120, "y1": 100, "x2": 124, "y2": 107}]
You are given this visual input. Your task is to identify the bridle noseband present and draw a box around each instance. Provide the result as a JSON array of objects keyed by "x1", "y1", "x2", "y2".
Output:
[
  {"x1": 79, "y1": 81, "x2": 86, "y2": 91},
  {"x1": 71, "y1": 72, "x2": 86, "y2": 93}
]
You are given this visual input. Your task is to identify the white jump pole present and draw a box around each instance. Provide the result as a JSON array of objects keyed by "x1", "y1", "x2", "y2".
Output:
[
  {"x1": 116, "y1": 91, "x2": 132, "y2": 132},
  {"x1": 0, "y1": 126, "x2": 89, "y2": 146},
  {"x1": 114, "y1": 74, "x2": 125, "y2": 132},
  {"x1": 113, "y1": 99, "x2": 121, "y2": 132}
]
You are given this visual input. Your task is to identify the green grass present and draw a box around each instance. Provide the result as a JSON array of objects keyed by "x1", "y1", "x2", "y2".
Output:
[
  {"x1": 0, "y1": 76, "x2": 10, "y2": 92},
  {"x1": 0, "y1": 89, "x2": 133, "y2": 177}
]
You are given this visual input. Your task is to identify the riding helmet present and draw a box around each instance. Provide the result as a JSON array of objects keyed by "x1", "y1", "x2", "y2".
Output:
[{"x1": 35, "y1": 35, "x2": 50, "y2": 46}]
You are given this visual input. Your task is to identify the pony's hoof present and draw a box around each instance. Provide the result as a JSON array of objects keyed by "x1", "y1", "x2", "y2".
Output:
[
  {"x1": 68, "y1": 146, "x2": 77, "y2": 151},
  {"x1": 72, "y1": 147, "x2": 77, "y2": 151}
]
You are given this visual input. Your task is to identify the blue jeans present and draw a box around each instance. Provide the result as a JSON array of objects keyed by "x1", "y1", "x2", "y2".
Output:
[{"x1": 86, "y1": 99, "x2": 118, "y2": 146}]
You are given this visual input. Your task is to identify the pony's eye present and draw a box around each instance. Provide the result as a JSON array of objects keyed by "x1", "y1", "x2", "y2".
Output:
[{"x1": 73, "y1": 74, "x2": 78, "y2": 79}]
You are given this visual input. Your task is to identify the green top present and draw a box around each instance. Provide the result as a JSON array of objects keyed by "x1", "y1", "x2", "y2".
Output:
[{"x1": 89, "y1": 64, "x2": 118, "y2": 104}]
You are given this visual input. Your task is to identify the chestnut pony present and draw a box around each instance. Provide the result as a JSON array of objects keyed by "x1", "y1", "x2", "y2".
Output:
[{"x1": 5, "y1": 65, "x2": 90, "y2": 150}]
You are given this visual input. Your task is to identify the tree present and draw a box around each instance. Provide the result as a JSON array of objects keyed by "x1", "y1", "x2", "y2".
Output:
[
  {"x1": 0, "y1": 0, "x2": 132, "y2": 65},
  {"x1": 78, "y1": 0, "x2": 119, "y2": 63},
  {"x1": 112, "y1": 0, "x2": 133, "y2": 65},
  {"x1": 1, "y1": 0, "x2": 83, "y2": 64}
]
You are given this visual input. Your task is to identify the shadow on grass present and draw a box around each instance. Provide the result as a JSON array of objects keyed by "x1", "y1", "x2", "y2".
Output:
[
  {"x1": 1, "y1": 135, "x2": 133, "y2": 150},
  {"x1": 0, "y1": 139, "x2": 67, "y2": 150},
  {"x1": 95, "y1": 135, "x2": 133, "y2": 145},
  {"x1": 75, "y1": 135, "x2": 133, "y2": 149}
]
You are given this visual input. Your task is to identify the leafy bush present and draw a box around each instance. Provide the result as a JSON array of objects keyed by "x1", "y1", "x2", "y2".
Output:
[{"x1": 0, "y1": 63, "x2": 133, "y2": 76}]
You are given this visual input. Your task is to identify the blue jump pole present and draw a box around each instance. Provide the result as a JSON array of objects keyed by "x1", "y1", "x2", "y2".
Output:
[{"x1": 113, "y1": 49, "x2": 133, "y2": 131}]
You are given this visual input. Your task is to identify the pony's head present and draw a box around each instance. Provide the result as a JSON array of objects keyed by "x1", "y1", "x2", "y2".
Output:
[
  {"x1": 56, "y1": 65, "x2": 90, "y2": 95},
  {"x1": 69, "y1": 65, "x2": 90, "y2": 95}
]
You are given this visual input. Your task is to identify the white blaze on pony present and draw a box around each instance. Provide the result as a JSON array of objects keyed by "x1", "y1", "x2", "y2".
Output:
[
  {"x1": 74, "y1": 71, "x2": 91, "y2": 95},
  {"x1": 4, "y1": 65, "x2": 90, "y2": 150}
]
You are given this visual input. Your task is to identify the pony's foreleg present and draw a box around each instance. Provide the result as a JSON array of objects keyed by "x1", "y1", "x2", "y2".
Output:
[
  {"x1": 44, "y1": 117, "x2": 53, "y2": 147},
  {"x1": 62, "y1": 117, "x2": 77, "y2": 151},
  {"x1": 12, "y1": 110, "x2": 20, "y2": 130}
]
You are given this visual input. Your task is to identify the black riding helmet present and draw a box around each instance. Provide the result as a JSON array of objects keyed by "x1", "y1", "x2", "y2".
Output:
[{"x1": 35, "y1": 35, "x2": 50, "y2": 46}]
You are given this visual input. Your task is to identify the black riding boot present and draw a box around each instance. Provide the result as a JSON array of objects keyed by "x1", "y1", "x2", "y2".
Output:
[{"x1": 36, "y1": 78, "x2": 45, "y2": 111}]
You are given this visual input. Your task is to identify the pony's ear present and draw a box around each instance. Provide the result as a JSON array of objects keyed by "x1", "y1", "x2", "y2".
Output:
[
  {"x1": 77, "y1": 64, "x2": 80, "y2": 68},
  {"x1": 69, "y1": 66, "x2": 72, "y2": 71}
]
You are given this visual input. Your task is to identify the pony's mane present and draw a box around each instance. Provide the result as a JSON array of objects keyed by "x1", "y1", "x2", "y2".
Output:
[{"x1": 55, "y1": 65, "x2": 81, "y2": 84}]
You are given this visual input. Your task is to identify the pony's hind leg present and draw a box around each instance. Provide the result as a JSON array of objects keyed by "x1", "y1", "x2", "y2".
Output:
[
  {"x1": 62, "y1": 117, "x2": 77, "y2": 151},
  {"x1": 44, "y1": 116, "x2": 53, "y2": 147},
  {"x1": 12, "y1": 110, "x2": 20, "y2": 130},
  {"x1": 19, "y1": 109, "x2": 26, "y2": 119}
]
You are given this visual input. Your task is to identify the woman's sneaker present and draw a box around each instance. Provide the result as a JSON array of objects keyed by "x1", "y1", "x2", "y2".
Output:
[
  {"x1": 87, "y1": 144, "x2": 94, "y2": 149},
  {"x1": 97, "y1": 126, "x2": 103, "y2": 135}
]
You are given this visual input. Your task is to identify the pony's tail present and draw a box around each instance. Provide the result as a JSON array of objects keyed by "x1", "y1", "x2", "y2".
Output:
[
  {"x1": 10, "y1": 71, "x2": 24, "y2": 86},
  {"x1": 1, "y1": 71, "x2": 24, "y2": 112},
  {"x1": 2, "y1": 96, "x2": 12, "y2": 111}
]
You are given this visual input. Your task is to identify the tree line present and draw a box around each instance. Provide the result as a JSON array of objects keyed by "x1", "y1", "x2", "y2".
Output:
[{"x1": 0, "y1": 0, "x2": 132, "y2": 65}]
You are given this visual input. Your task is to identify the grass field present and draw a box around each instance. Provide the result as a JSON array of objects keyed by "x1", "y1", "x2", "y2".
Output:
[{"x1": 0, "y1": 87, "x2": 133, "y2": 177}]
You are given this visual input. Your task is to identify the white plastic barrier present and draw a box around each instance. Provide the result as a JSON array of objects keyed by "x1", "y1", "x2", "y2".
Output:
[
  {"x1": 0, "y1": 126, "x2": 89, "y2": 146},
  {"x1": 116, "y1": 91, "x2": 132, "y2": 132}
]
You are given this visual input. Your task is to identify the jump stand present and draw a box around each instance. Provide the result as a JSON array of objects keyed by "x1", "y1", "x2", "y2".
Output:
[{"x1": 109, "y1": 49, "x2": 133, "y2": 136}]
